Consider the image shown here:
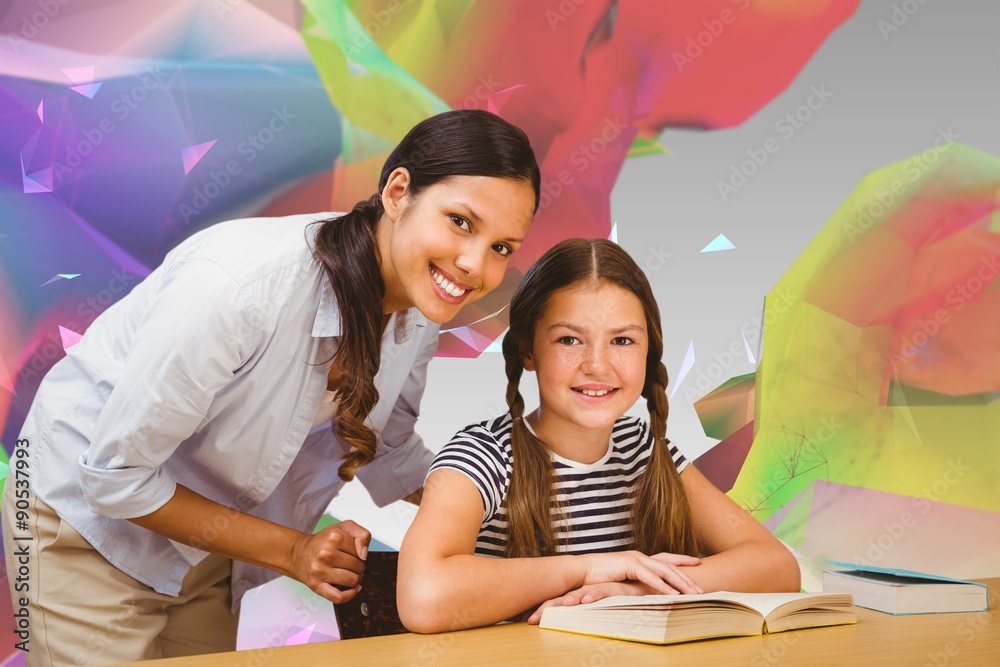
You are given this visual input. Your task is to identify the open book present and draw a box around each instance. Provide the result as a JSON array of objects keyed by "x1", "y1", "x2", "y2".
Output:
[
  {"x1": 539, "y1": 591, "x2": 856, "y2": 645},
  {"x1": 823, "y1": 561, "x2": 988, "y2": 615}
]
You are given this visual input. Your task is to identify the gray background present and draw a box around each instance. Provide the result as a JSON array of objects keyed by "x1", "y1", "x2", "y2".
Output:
[{"x1": 330, "y1": 0, "x2": 1000, "y2": 544}]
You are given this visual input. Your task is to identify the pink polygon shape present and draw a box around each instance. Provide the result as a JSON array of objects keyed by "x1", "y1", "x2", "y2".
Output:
[
  {"x1": 69, "y1": 83, "x2": 102, "y2": 98},
  {"x1": 61, "y1": 66, "x2": 95, "y2": 84},
  {"x1": 59, "y1": 326, "x2": 84, "y2": 352},
  {"x1": 182, "y1": 140, "x2": 218, "y2": 175}
]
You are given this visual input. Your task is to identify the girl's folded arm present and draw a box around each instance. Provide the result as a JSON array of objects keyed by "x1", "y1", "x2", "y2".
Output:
[
  {"x1": 397, "y1": 469, "x2": 695, "y2": 633},
  {"x1": 676, "y1": 464, "x2": 801, "y2": 593},
  {"x1": 397, "y1": 469, "x2": 584, "y2": 632}
]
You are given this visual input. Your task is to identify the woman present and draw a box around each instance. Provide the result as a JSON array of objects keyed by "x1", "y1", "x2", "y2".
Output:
[{"x1": 2, "y1": 109, "x2": 540, "y2": 665}]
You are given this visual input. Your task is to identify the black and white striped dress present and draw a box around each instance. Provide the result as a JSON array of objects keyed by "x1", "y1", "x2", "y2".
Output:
[{"x1": 428, "y1": 412, "x2": 689, "y2": 557}]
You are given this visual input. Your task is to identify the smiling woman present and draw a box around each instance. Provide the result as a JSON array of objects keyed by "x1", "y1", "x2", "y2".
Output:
[
  {"x1": 313, "y1": 111, "x2": 539, "y2": 485},
  {"x1": 2, "y1": 109, "x2": 540, "y2": 666}
]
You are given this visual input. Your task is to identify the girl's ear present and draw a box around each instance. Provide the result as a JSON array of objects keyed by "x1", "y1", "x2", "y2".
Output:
[
  {"x1": 521, "y1": 342, "x2": 535, "y2": 371},
  {"x1": 381, "y1": 167, "x2": 411, "y2": 223}
]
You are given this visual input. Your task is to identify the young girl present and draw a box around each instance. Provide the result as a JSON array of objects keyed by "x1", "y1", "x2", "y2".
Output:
[{"x1": 398, "y1": 238, "x2": 800, "y2": 632}]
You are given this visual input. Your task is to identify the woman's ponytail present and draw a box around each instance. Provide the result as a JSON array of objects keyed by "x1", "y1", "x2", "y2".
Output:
[{"x1": 313, "y1": 195, "x2": 385, "y2": 481}]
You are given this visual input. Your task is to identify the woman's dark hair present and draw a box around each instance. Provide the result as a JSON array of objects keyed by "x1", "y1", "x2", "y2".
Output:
[
  {"x1": 313, "y1": 110, "x2": 541, "y2": 481},
  {"x1": 501, "y1": 238, "x2": 698, "y2": 558}
]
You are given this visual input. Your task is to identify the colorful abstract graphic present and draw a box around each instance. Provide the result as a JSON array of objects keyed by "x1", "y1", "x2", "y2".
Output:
[
  {"x1": 692, "y1": 373, "x2": 755, "y2": 493},
  {"x1": 695, "y1": 144, "x2": 1000, "y2": 583}
]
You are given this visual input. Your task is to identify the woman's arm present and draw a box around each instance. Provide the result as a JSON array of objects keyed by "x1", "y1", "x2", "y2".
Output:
[
  {"x1": 397, "y1": 469, "x2": 701, "y2": 633},
  {"x1": 674, "y1": 464, "x2": 801, "y2": 592},
  {"x1": 129, "y1": 484, "x2": 371, "y2": 603}
]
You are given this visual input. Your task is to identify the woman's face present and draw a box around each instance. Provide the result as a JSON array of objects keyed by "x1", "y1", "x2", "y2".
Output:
[{"x1": 379, "y1": 173, "x2": 536, "y2": 324}]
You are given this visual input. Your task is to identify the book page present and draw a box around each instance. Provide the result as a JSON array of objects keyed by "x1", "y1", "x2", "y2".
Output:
[
  {"x1": 581, "y1": 592, "x2": 835, "y2": 617},
  {"x1": 699, "y1": 592, "x2": 837, "y2": 618}
]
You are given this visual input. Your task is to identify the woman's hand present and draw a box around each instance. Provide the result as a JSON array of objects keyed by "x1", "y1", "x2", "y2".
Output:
[
  {"x1": 579, "y1": 550, "x2": 702, "y2": 596},
  {"x1": 288, "y1": 520, "x2": 372, "y2": 603},
  {"x1": 527, "y1": 581, "x2": 658, "y2": 624}
]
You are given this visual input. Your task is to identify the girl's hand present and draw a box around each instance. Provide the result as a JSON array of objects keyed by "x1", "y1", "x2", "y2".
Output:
[
  {"x1": 527, "y1": 581, "x2": 657, "y2": 624},
  {"x1": 580, "y1": 550, "x2": 702, "y2": 595},
  {"x1": 650, "y1": 551, "x2": 705, "y2": 570},
  {"x1": 288, "y1": 520, "x2": 372, "y2": 603}
]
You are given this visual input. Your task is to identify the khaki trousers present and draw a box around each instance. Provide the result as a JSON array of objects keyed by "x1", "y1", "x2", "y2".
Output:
[{"x1": 2, "y1": 479, "x2": 239, "y2": 666}]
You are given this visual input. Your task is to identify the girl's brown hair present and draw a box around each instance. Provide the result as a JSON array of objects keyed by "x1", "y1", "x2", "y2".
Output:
[
  {"x1": 500, "y1": 238, "x2": 698, "y2": 557},
  {"x1": 313, "y1": 109, "x2": 540, "y2": 481}
]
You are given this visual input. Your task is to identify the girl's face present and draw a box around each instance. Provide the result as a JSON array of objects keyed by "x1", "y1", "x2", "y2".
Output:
[
  {"x1": 379, "y1": 173, "x2": 536, "y2": 324},
  {"x1": 525, "y1": 281, "x2": 649, "y2": 442}
]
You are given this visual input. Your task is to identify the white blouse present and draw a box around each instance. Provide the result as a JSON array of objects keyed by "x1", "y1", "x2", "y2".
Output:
[{"x1": 21, "y1": 213, "x2": 439, "y2": 602}]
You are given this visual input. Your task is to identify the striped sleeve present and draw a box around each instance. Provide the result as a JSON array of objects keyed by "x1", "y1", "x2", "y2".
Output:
[
  {"x1": 672, "y1": 441, "x2": 689, "y2": 473},
  {"x1": 428, "y1": 425, "x2": 508, "y2": 521},
  {"x1": 636, "y1": 419, "x2": 689, "y2": 473}
]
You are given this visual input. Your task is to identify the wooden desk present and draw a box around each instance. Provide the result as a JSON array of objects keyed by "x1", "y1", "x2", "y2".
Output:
[{"x1": 121, "y1": 579, "x2": 999, "y2": 666}]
